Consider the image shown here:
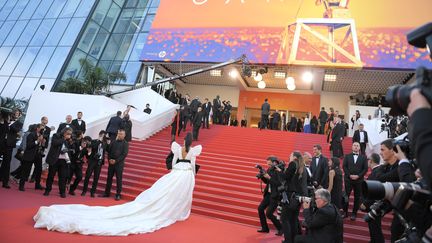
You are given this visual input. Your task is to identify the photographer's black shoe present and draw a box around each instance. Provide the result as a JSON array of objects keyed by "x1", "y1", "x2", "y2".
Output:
[
  {"x1": 60, "y1": 193, "x2": 66, "y2": 198},
  {"x1": 43, "y1": 191, "x2": 49, "y2": 196},
  {"x1": 35, "y1": 184, "x2": 45, "y2": 190},
  {"x1": 257, "y1": 229, "x2": 269, "y2": 233},
  {"x1": 350, "y1": 213, "x2": 357, "y2": 221},
  {"x1": 90, "y1": 193, "x2": 95, "y2": 198},
  {"x1": 99, "y1": 194, "x2": 109, "y2": 198},
  {"x1": 275, "y1": 230, "x2": 283, "y2": 236},
  {"x1": 115, "y1": 195, "x2": 121, "y2": 201},
  {"x1": 81, "y1": 191, "x2": 86, "y2": 196}
]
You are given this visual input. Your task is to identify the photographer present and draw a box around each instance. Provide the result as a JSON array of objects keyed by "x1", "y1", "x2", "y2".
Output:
[
  {"x1": 19, "y1": 124, "x2": 44, "y2": 191},
  {"x1": 43, "y1": 127, "x2": 74, "y2": 198},
  {"x1": 256, "y1": 156, "x2": 283, "y2": 235},
  {"x1": 279, "y1": 151, "x2": 308, "y2": 243},
  {"x1": 294, "y1": 189, "x2": 343, "y2": 243},
  {"x1": 67, "y1": 132, "x2": 87, "y2": 196}
]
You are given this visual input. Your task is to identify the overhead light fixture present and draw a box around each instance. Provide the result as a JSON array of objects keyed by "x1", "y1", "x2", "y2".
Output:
[
  {"x1": 274, "y1": 71, "x2": 286, "y2": 79},
  {"x1": 287, "y1": 83, "x2": 296, "y2": 91},
  {"x1": 285, "y1": 76, "x2": 295, "y2": 86},
  {"x1": 302, "y1": 71, "x2": 313, "y2": 83},
  {"x1": 210, "y1": 69, "x2": 222, "y2": 77},
  {"x1": 257, "y1": 80, "x2": 266, "y2": 89},
  {"x1": 228, "y1": 69, "x2": 238, "y2": 78},
  {"x1": 251, "y1": 70, "x2": 257, "y2": 77},
  {"x1": 324, "y1": 73, "x2": 337, "y2": 82},
  {"x1": 254, "y1": 73, "x2": 263, "y2": 82}
]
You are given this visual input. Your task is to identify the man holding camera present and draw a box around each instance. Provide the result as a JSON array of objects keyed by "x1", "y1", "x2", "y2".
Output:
[
  {"x1": 19, "y1": 124, "x2": 44, "y2": 191},
  {"x1": 44, "y1": 127, "x2": 74, "y2": 198},
  {"x1": 257, "y1": 156, "x2": 283, "y2": 235},
  {"x1": 294, "y1": 188, "x2": 343, "y2": 243},
  {"x1": 82, "y1": 131, "x2": 108, "y2": 197}
]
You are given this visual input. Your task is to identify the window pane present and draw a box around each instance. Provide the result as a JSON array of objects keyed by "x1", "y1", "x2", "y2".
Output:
[
  {"x1": 62, "y1": 49, "x2": 86, "y2": 79},
  {"x1": 1, "y1": 77, "x2": 23, "y2": 98},
  {"x1": 97, "y1": 60, "x2": 112, "y2": 73},
  {"x1": 101, "y1": 34, "x2": 122, "y2": 60},
  {"x1": 129, "y1": 33, "x2": 148, "y2": 61},
  {"x1": 0, "y1": 1, "x2": 17, "y2": 21},
  {"x1": 137, "y1": 0, "x2": 149, "y2": 8},
  {"x1": 125, "y1": 0, "x2": 138, "y2": 8},
  {"x1": 17, "y1": 19, "x2": 42, "y2": 46},
  {"x1": 27, "y1": 47, "x2": 55, "y2": 77},
  {"x1": 29, "y1": 19, "x2": 55, "y2": 46},
  {"x1": 78, "y1": 21, "x2": 99, "y2": 52},
  {"x1": 33, "y1": 0, "x2": 53, "y2": 19},
  {"x1": 2, "y1": 20, "x2": 27, "y2": 46},
  {"x1": 0, "y1": 76, "x2": 8, "y2": 92},
  {"x1": 74, "y1": 0, "x2": 95, "y2": 17},
  {"x1": 59, "y1": 17, "x2": 86, "y2": 46},
  {"x1": 0, "y1": 47, "x2": 13, "y2": 67},
  {"x1": 110, "y1": 61, "x2": 122, "y2": 73},
  {"x1": 43, "y1": 47, "x2": 70, "y2": 78},
  {"x1": 92, "y1": 0, "x2": 111, "y2": 25},
  {"x1": 0, "y1": 47, "x2": 26, "y2": 76},
  {"x1": 36, "y1": 78, "x2": 55, "y2": 92},
  {"x1": 59, "y1": 0, "x2": 80, "y2": 18},
  {"x1": 113, "y1": 9, "x2": 133, "y2": 33},
  {"x1": 150, "y1": 0, "x2": 160, "y2": 8},
  {"x1": 14, "y1": 77, "x2": 39, "y2": 100},
  {"x1": 44, "y1": 18, "x2": 70, "y2": 46},
  {"x1": 113, "y1": 0, "x2": 125, "y2": 7},
  {"x1": 102, "y1": 3, "x2": 120, "y2": 31},
  {"x1": 115, "y1": 34, "x2": 133, "y2": 61},
  {"x1": 89, "y1": 28, "x2": 109, "y2": 59},
  {"x1": 123, "y1": 61, "x2": 140, "y2": 84},
  {"x1": 0, "y1": 21, "x2": 15, "y2": 46},
  {"x1": 46, "y1": 0, "x2": 67, "y2": 18},
  {"x1": 141, "y1": 14, "x2": 154, "y2": 32},
  {"x1": 13, "y1": 47, "x2": 40, "y2": 76},
  {"x1": 6, "y1": 0, "x2": 28, "y2": 21},
  {"x1": 19, "y1": 0, "x2": 41, "y2": 20}
]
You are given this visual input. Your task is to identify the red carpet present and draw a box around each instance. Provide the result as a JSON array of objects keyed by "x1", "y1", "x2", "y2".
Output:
[{"x1": 30, "y1": 125, "x2": 392, "y2": 242}]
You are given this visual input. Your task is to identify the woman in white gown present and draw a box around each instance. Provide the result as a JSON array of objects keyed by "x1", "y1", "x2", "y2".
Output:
[{"x1": 33, "y1": 133, "x2": 202, "y2": 236}]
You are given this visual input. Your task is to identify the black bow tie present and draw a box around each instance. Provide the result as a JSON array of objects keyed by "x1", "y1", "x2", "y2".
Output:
[{"x1": 353, "y1": 153, "x2": 359, "y2": 156}]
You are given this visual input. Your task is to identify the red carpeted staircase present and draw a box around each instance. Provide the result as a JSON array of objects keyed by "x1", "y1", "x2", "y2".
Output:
[{"x1": 43, "y1": 124, "x2": 392, "y2": 242}]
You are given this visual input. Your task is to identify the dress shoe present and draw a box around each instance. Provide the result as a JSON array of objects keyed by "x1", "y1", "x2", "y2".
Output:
[
  {"x1": 81, "y1": 191, "x2": 86, "y2": 196},
  {"x1": 115, "y1": 195, "x2": 121, "y2": 201},
  {"x1": 257, "y1": 229, "x2": 270, "y2": 233},
  {"x1": 29, "y1": 178, "x2": 35, "y2": 183},
  {"x1": 350, "y1": 213, "x2": 357, "y2": 221},
  {"x1": 60, "y1": 193, "x2": 66, "y2": 198},
  {"x1": 35, "y1": 185, "x2": 45, "y2": 190},
  {"x1": 275, "y1": 230, "x2": 283, "y2": 236},
  {"x1": 19, "y1": 187, "x2": 25, "y2": 191},
  {"x1": 43, "y1": 191, "x2": 49, "y2": 196},
  {"x1": 99, "y1": 194, "x2": 109, "y2": 198},
  {"x1": 2, "y1": 184, "x2": 11, "y2": 189},
  {"x1": 69, "y1": 191, "x2": 75, "y2": 196},
  {"x1": 90, "y1": 193, "x2": 95, "y2": 198}
]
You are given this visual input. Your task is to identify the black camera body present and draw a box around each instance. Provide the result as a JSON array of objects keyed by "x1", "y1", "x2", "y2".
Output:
[{"x1": 255, "y1": 164, "x2": 266, "y2": 179}]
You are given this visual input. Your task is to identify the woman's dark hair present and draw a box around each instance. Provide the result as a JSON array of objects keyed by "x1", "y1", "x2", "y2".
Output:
[
  {"x1": 291, "y1": 151, "x2": 304, "y2": 178},
  {"x1": 330, "y1": 157, "x2": 340, "y2": 170},
  {"x1": 184, "y1": 132, "x2": 193, "y2": 152}
]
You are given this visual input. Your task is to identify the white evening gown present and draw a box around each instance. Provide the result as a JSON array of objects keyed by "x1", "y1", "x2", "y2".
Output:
[{"x1": 33, "y1": 142, "x2": 202, "y2": 236}]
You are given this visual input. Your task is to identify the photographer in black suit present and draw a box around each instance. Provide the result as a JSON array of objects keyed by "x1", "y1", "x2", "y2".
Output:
[
  {"x1": 202, "y1": 98, "x2": 212, "y2": 129},
  {"x1": 294, "y1": 189, "x2": 343, "y2": 243},
  {"x1": 311, "y1": 145, "x2": 329, "y2": 188},
  {"x1": 67, "y1": 132, "x2": 88, "y2": 196},
  {"x1": 57, "y1": 115, "x2": 75, "y2": 134},
  {"x1": 0, "y1": 108, "x2": 23, "y2": 189},
  {"x1": 257, "y1": 156, "x2": 283, "y2": 235},
  {"x1": 101, "y1": 129, "x2": 129, "y2": 201},
  {"x1": 19, "y1": 124, "x2": 44, "y2": 191},
  {"x1": 44, "y1": 127, "x2": 74, "y2": 198},
  {"x1": 82, "y1": 131, "x2": 108, "y2": 197},
  {"x1": 343, "y1": 142, "x2": 368, "y2": 220},
  {"x1": 352, "y1": 124, "x2": 369, "y2": 155},
  {"x1": 71, "y1": 111, "x2": 86, "y2": 135}
]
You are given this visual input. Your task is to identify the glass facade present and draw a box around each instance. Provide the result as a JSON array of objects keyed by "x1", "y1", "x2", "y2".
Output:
[
  {"x1": 0, "y1": 0, "x2": 95, "y2": 100},
  {"x1": 58, "y1": 0, "x2": 159, "y2": 87}
]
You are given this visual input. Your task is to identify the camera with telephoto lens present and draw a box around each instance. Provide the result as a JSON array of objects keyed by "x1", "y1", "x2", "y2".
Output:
[
  {"x1": 296, "y1": 196, "x2": 312, "y2": 203},
  {"x1": 255, "y1": 164, "x2": 266, "y2": 179},
  {"x1": 363, "y1": 200, "x2": 393, "y2": 223}
]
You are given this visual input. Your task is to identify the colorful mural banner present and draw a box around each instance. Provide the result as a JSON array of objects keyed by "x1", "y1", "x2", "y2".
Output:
[{"x1": 141, "y1": 0, "x2": 432, "y2": 69}]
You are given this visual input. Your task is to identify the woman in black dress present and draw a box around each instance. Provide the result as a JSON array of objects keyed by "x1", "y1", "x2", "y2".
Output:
[{"x1": 327, "y1": 157, "x2": 343, "y2": 209}]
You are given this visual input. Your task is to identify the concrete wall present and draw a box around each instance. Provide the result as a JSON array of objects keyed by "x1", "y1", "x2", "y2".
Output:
[{"x1": 320, "y1": 91, "x2": 356, "y2": 117}]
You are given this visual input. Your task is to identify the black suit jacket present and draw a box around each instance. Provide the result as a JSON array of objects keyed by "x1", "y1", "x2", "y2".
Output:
[
  {"x1": 411, "y1": 108, "x2": 432, "y2": 188},
  {"x1": 343, "y1": 153, "x2": 368, "y2": 182},
  {"x1": 193, "y1": 111, "x2": 204, "y2": 127},
  {"x1": 212, "y1": 98, "x2": 221, "y2": 111},
  {"x1": 302, "y1": 204, "x2": 342, "y2": 243},
  {"x1": 6, "y1": 120, "x2": 23, "y2": 148},
  {"x1": 106, "y1": 116, "x2": 123, "y2": 134},
  {"x1": 363, "y1": 166, "x2": 383, "y2": 208},
  {"x1": 71, "y1": 119, "x2": 86, "y2": 134},
  {"x1": 352, "y1": 130, "x2": 368, "y2": 144},
  {"x1": 57, "y1": 123, "x2": 75, "y2": 134},
  {"x1": 46, "y1": 133, "x2": 67, "y2": 165},
  {"x1": 107, "y1": 139, "x2": 129, "y2": 164},
  {"x1": 202, "y1": 102, "x2": 212, "y2": 114},
  {"x1": 261, "y1": 169, "x2": 281, "y2": 199},
  {"x1": 22, "y1": 131, "x2": 38, "y2": 162},
  {"x1": 331, "y1": 123, "x2": 344, "y2": 143},
  {"x1": 311, "y1": 155, "x2": 329, "y2": 188}
]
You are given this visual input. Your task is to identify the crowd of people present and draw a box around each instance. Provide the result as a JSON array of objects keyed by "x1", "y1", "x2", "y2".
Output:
[{"x1": 0, "y1": 108, "x2": 131, "y2": 201}]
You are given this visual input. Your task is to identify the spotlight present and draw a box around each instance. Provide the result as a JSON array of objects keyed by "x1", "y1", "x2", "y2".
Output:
[
  {"x1": 257, "y1": 80, "x2": 266, "y2": 89},
  {"x1": 302, "y1": 71, "x2": 313, "y2": 83},
  {"x1": 229, "y1": 69, "x2": 238, "y2": 78},
  {"x1": 274, "y1": 71, "x2": 286, "y2": 79},
  {"x1": 285, "y1": 77, "x2": 295, "y2": 86},
  {"x1": 324, "y1": 74, "x2": 337, "y2": 82},
  {"x1": 210, "y1": 69, "x2": 222, "y2": 77},
  {"x1": 254, "y1": 73, "x2": 263, "y2": 82},
  {"x1": 287, "y1": 83, "x2": 296, "y2": 91}
]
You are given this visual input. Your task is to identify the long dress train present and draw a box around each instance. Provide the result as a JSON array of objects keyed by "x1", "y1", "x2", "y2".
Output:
[{"x1": 33, "y1": 142, "x2": 202, "y2": 236}]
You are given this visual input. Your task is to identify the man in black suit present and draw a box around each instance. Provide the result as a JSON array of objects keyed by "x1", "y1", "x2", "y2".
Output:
[
  {"x1": 57, "y1": 114, "x2": 75, "y2": 134},
  {"x1": 144, "y1": 104, "x2": 152, "y2": 114},
  {"x1": 101, "y1": 129, "x2": 129, "y2": 201},
  {"x1": 311, "y1": 144, "x2": 329, "y2": 188},
  {"x1": 192, "y1": 107, "x2": 204, "y2": 141},
  {"x1": 352, "y1": 123, "x2": 368, "y2": 155},
  {"x1": 0, "y1": 109, "x2": 23, "y2": 189},
  {"x1": 190, "y1": 96, "x2": 201, "y2": 122},
  {"x1": 260, "y1": 99, "x2": 270, "y2": 129},
  {"x1": 82, "y1": 131, "x2": 107, "y2": 197},
  {"x1": 106, "y1": 111, "x2": 123, "y2": 141},
  {"x1": 222, "y1": 100, "x2": 232, "y2": 125},
  {"x1": 44, "y1": 127, "x2": 74, "y2": 198},
  {"x1": 201, "y1": 98, "x2": 212, "y2": 129},
  {"x1": 71, "y1": 111, "x2": 86, "y2": 135},
  {"x1": 257, "y1": 157, "x2": 283, "y2": 235},
  {"x1": 330, "y1": 117, "x2": 344, "y2": 158},
  {"x1": 19, "y1": 124, "x2": 44, "y2": 191},
  {"x1": 318, "y1": 107, "x2": 328, "y2": 134},
  {"x1": 294, "y1": 189, "x2": 343, "y2": 243},
  {"x1": 288, "y1": 114, "x2": 297, "y2": 132},
  {"x1": 271, "y1": 110, "x2": 281, "y2": 130},
  {"x1": 343, "y1": 142, "x2": 368, "y2": 220},
  {"x1": 212, "y1": 95, "x2": 222, "y2": 124}
]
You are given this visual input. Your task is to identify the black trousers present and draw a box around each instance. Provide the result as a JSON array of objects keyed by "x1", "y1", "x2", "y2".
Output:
[
  {"x1": 391, "y1": 213, "x2": 405, "y2": 242},
  {"x1": 104, "y1": 162, "x2": 124, "y2": 196},
  {"x1": 20, "y1": 154, "x2": 43, "y2": 187},
  {"x1": 258, "y1": 194, "x2": 282, "y2": 231},
  {"x1": 82, "y1": 161, "x2": 102, "y2": 194},
  {"x1": 202, "y1": 113, "x2": 210, "y2": 128},
  {"x1": 68, "y1": 163, "x2": 83, "y2": 193},
  {"x1": 319, "y1": 122, "x2": 326, "y2": 134},
  {"x1": 193, "y1": 125, "x2": 200, "y2": 140},
  {"x1": 45, "y1": 159, "x2": 68, "y2": 194},
  {"x1": 368, "y1": 216, "x2": 385, "y2": 243},
  {"x1": 281, "y1": 204, "x2": 300, "y2": 243},
  {"x1": 260, "y1": 114, "x2": 269, "y2": 129},
  {"x1": 32, "y1": 154, "x2": 43, "y2": 186},
  {"x1": 344, "y1": 179, "x2": 362, "y2": 214},
  {"x1": 360, "y1": 142, "x2": 367, "y2": 155},
  {"x1": 0, "y1": 147, "x2": 13, "y2": 186},
  {"x1": 19, "y1": 159, "x2": 33, "y2": 189}
]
